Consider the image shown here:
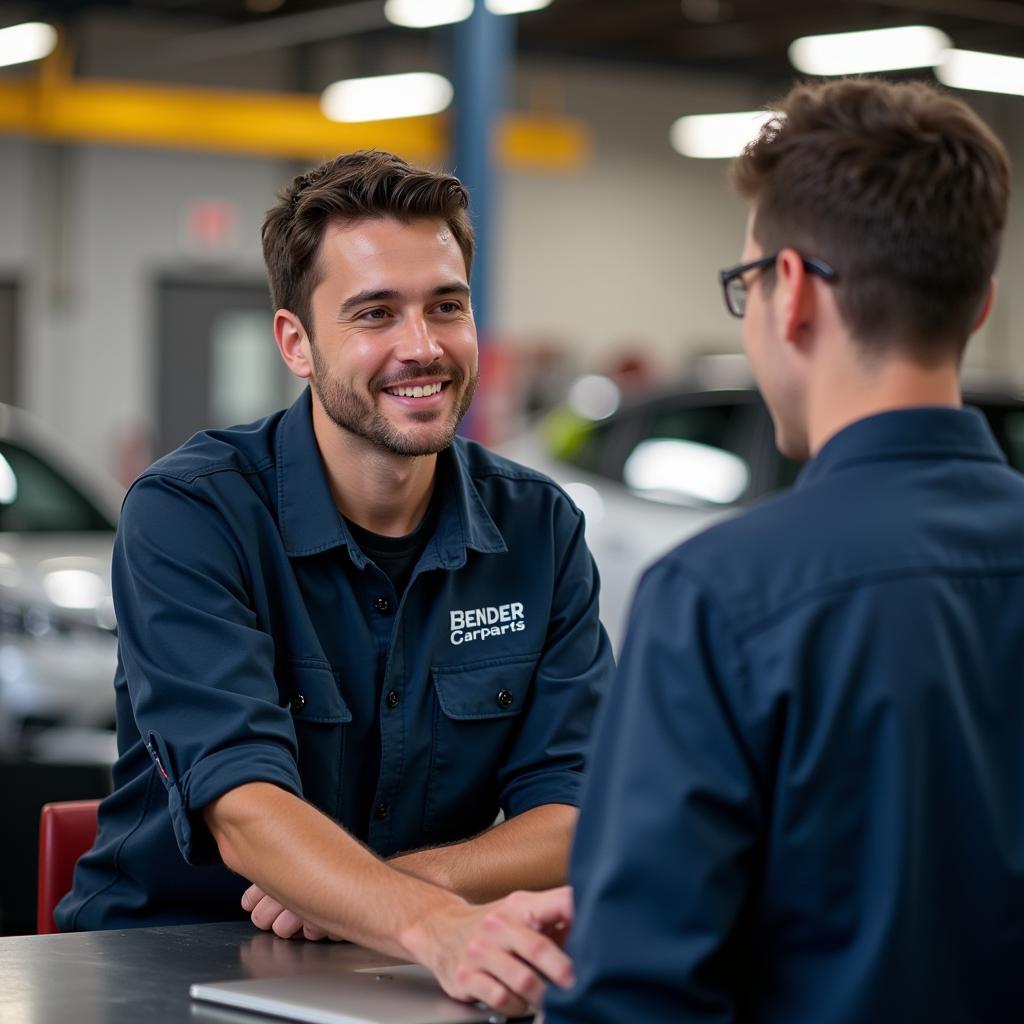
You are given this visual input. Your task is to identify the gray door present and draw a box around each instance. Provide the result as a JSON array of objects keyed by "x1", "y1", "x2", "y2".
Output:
[
  {"x1": 155, "y1": 276, "x2": 303, "y2": 457},
  {"x1": 0, "y1": 280, "x2": 19, "y2": 406}
]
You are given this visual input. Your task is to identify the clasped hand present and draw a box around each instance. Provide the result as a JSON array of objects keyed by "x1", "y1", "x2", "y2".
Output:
[{"x1": 240, "y1": 883, "x2": 574, "y2": 1016}]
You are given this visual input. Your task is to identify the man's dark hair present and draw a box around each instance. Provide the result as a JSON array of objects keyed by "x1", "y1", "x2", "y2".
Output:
[
  {"x1": 262, "y1": 150, "x2": 474, "y2": 336},
  {"x1": 731, "y1": 77, "x2": 1010, "y2": 361}
]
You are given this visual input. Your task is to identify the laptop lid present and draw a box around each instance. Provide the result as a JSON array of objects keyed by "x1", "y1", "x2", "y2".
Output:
[{"x1": 189, "y1": 964, "x2": 535, "y2": 1024}]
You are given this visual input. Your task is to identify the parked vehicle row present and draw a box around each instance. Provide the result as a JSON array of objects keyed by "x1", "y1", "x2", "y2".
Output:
[
  {"x1": 4, "y1": 371, "x2": 1024, "y2": 739},
  {"x1": 502, "y1": 372, "x2": 1024, "y2": 648},
  {"x1": 0, "y1": 403, "x2": 121, "y2": 750}
]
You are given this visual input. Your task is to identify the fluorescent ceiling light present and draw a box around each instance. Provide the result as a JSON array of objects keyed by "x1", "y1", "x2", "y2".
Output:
[
  {"x1": 385, "y1": 0, "x2": 473, "y2": 28},
  {"x1": 321, "y1": 72, "x2": 454, "y2": 122},
  {"x1": 486, "y1": 0, "x2": 553, "y2": 13},
  {"x1": 0, "y1": 21, "x2": 58, "y2": 69},
  {"x1": 789, "y1": 25, "x2": 951, "y2": 75},
  {"x1": 938, "y1": 48, "x2": 1024, "y2": 97},
  {"x1": 670, "y1": 110, "x2": 777, "y2": 160}
]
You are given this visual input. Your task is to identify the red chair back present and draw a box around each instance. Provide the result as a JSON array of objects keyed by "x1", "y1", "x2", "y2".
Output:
[{"x1": 37, "y1": 799, "x2": 100, "y2": 934}]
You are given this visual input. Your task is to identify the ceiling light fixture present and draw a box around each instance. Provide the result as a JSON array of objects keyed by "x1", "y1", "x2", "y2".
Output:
[
  {"x1": 938, "y1": 48, "x2": 1024, "y2": 97},
  {"x1": 788, "y1": 25, "x2": 951, "y2": 76},
  {"x1": 384, "y1": 0, "x2": 473, "y2": 28},
  {"x1": 321, "y1": 72, "x2": 454, "y2": 122},
  {"x1": 0, "y1": 21, "x2": 58, "y2": 69},
  {"x1": 669, "y1": 110, "x2": 777, "y2": 160}
]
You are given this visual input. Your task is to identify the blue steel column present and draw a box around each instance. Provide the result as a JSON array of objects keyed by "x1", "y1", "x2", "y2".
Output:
[{"x1": 453, "y1": 2, "x2": 514, "y2": 345}]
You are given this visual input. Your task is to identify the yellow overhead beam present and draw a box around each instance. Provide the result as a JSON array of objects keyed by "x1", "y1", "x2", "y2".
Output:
[
  {"x1": 498, "y1": 113, "x2": 590, "y2": 172},
  {"x1": 0, "y1": 73, "x2": 590, "y2": 172}
]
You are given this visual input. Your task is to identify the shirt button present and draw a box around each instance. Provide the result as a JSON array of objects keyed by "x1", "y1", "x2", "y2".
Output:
[
  {"x1": 375, "y1": 802, "x2": 389, "y2": 820},
  {"x1": 373, "y1": 596, "x2": 392, "y2": 614},
  {"x1": 496, "y1": 689, "x2": 514, "y2": 709},
  {"x1": 386, "y1": 689, "x2": 400, "y2": 710},
  {"x1": 289, "y1": 693, "x2": 306, "y2": 712}
]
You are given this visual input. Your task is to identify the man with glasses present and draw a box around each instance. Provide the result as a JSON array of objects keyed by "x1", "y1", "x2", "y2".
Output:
[{"x1": 545, "y1": 77, "x2": 1023, "y2": 1022}]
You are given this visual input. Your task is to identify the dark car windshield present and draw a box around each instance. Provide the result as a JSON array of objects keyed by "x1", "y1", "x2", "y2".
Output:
[
  {"x1": 977, "y1": 402, "x2": 1024, "y2": 473},
  {"x1": 771, "y1": 397, "x2": 1024, "y2": 489},
  {"x1": 549, "y1": 391, "x2": 761, "y2": 508},
  {"x1": 0, "y1": 440, "x2": 115, "y2": 533},
  {"x1": 553, "y1": 387, "x2": 1024, "y2": 502}
]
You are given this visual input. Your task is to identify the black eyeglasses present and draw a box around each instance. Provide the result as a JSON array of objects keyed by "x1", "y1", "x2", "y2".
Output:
[{"x1": 718, "y1": 251, "x2": 837, "y2": 318}]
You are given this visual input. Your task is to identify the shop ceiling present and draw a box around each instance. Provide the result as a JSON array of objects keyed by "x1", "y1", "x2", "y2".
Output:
[
  {"x1": 3, "y1": 1, "x2": 1023, "y2": 165},
  {"x1": 8, "y1": 0, "x2": 1024, "y2": 83}
]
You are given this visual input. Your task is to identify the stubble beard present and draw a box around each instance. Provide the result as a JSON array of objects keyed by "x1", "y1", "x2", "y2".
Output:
[{"x1": 308, "y1": 337, "x2": 478, "y2": 457}]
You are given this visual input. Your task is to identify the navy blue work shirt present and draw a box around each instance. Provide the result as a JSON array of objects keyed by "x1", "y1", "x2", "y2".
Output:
[
  {"x1": 546, "y1": 407, "x2": 1024, "y2": 1024},
  {"x1": 58, "y1": 388, "x2": 611, "y2": 930}
]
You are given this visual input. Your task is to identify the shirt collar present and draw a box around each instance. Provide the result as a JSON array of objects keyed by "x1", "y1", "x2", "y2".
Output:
[
  {"x1": 797, "y1": 405, "x2": 1007, "y2": 490},
  {"x1": 275, "y1": 388, "x2": 506, "y2": 565}
]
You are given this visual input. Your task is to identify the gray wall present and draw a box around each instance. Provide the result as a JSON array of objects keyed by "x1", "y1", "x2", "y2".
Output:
[
  {"x1": 497, "y1": 60, "x2": 758, "y2": 367},
  {"x1": 1, "y1": 142, "x2": 285, "y2": 477}
]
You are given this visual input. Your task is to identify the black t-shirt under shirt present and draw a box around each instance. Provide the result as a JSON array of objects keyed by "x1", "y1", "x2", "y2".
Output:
[{"x1": 344, "y1": 487, "x2": 440, "y2": 599}]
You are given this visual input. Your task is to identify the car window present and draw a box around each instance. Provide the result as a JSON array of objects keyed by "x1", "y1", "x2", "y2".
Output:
[
  {"x1": 556, "y1": 396, "x2": 758, "y2": 507},
  {"x1": 773, "y1": 454, "x2": 803, "y2": 491},
  {"x1": 977, "y1": 403, "x2": 1024, "y2": 473},
  {"x1": 765, "y1": 399, "x2": 1024, "y2": 492},
  {"x1": 0, "y1": 441, "x2": 115, "y2": 533}
]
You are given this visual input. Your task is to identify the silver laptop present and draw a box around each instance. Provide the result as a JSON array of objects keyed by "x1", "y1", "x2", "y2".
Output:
[{"x1": 189, "y1": 964, "x2": 535, "y2": 1024}]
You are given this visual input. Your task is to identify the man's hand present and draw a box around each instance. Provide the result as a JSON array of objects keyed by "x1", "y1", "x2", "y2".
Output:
[
  {"x1": 241, "y1": 883, "x2": 338, "y2": 941},
  {"x1": 240, "y1": 883, "x2": 575, "y2": 1014},
  {"x1": 404, "y1": 886, "x2": 575, "y2": 1016},
  {"x1": 221, "y1": 788, "x2": 573, "y2": 1013}
]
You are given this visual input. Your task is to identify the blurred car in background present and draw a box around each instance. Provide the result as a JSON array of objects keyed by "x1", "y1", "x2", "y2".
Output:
[
  {"x1": 501, "y1": 365, "x2": 1024, "y2": 650},
  {"x1": 0, "y1": 402, "x2": 122, "y2": 753}
]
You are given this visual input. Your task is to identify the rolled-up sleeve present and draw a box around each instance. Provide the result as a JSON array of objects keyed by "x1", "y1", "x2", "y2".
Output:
[
  {"x1": 114, "y1": 472, "x2": 302, "y2": 864},
  {"x1": 544, "y1": 561, "x2": 763, "y2": 1023},
  {"x1": 498, "y1": 501, "x2": 614, "y2": 818}
]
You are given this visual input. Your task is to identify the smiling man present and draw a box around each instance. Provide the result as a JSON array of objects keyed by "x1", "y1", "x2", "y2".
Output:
[{"x1": 58, "y1": 151, "x2": 612, "y2": 1015}]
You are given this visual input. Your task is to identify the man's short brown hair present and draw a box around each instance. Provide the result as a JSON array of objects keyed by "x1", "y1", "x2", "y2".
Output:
[
  {"x1": 262, "y1": 150, "x2": 474, "y2": 337},
  {"x1": 731, "y1": 77, "x2": 1010, "y2": 361}
]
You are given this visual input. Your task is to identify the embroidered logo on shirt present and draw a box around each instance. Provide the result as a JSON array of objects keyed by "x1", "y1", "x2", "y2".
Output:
[{"x1": 450, "y1": 603, "x2": 526, "y2": 646}]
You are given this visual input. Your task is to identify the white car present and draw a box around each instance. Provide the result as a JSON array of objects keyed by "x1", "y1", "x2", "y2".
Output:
[
  {"x1": 0, "y1": 403, "x2": 122, "y2": 750},
  {"x1": 502, "y1": 374, "x2": 1024, "y2": 650}
]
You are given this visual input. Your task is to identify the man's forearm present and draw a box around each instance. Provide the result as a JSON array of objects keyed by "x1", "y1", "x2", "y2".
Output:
[
  {"x1": 388, "y1": 803, "x2": 578, "y2": 903},
  {"x1": 208, "y1": 783, "x2": 576, "y2": 1015},
  {"x1": 204, "y1": 781, "x2": 458, "y2": 957}
]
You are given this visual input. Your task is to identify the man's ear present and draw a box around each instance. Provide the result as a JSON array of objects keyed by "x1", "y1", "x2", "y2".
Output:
[
  {"x1": 972, "y1": 278, "x2": 997, "y2": 334},
  {"x1": 274, "y1": 309, "x2": 313, "y2": 380},
  {"x1": 775, "y1": 248, "x2": 814, "y2": 346}
]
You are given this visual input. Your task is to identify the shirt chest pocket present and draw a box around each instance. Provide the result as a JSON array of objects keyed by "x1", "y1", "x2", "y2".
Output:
[
  {"x1": 285, "y1": 661, "x2": 352, "y2": 818},
  {"x1": 422, "y1": 654, "x2": 537, "y2": 841}
]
